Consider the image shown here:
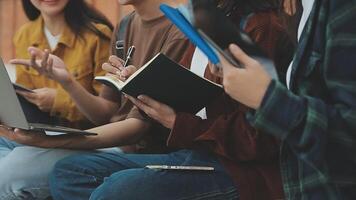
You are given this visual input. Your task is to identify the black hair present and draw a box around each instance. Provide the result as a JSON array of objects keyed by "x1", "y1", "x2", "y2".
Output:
[
  {"x1": 216, "y1": 0, "x2": 281, "y2": 15},
  {"x1": 21, "y1": 0, "x2": 113, "y2": 40}
]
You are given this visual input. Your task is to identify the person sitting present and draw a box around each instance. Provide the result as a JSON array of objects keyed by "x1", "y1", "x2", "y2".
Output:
[
  {"x1": 13, "y1": 0, "x2": 113, "y2": 129},
  {"x1": 214, "y1": 0, "x2": 356, "y2": 199},
  {"x1": 0, "y1": 0, "x2": 188, "y2": 199},
  {"x1": 47, "y1": 0, "x2": 295, "y2": 199}
]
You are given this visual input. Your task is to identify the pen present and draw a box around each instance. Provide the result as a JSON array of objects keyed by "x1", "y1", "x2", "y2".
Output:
[
  {"x1": 145, "y1": 165, "x2": 215, "y2": 171},
  {"x1": 123, "y1": 46, "x2": 135, "y2": 67}
]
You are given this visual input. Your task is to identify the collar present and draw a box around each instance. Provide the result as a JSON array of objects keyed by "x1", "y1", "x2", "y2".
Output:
[
  {"x1": 289, "y1": 0, "x2": 318, "y2": 90},
  {"x1": 298, "y1": 0, "x2": 315, "y2": 40},
  {"x1": 29, "y1": 16, "x2": 76, "y2": 49}
]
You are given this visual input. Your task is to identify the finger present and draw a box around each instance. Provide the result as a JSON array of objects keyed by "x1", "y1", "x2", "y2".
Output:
[
  {"x1": 102, "y1": 63, "x2": 120, "y2": 75},
  {"x1": 18, "y1": 91, "x2": 38, "y2": 103},
  {"x1": 13, "y1": 128, "x2": 27, "y2": 134},
  {"x1": 0, "y1": 124, "x2": 11, "y2": 130},
  {"x1": 121, "y1": 65, "x2": 137, "y2": 78},
  {"x1": 17, "y1": 90, "x2": 37, "y2": 98},
  {"x1": 0, "y1": 126, "x2": 13, "y2": 137},
  {"x1": 137, "y1": 95, "x2": 162, "y2": 110},
  {"x1": 32, "y1": 88, "x2": 49, "y2": 94},
  {"x1": 0, "y1": 125, "x2": 13, "y2": 132},
  {"x1": 16, "y1": 90, "x2": 33, "y2": 96},
  {"x1": 208, "y1": 62, "x2": 220, "y2": 75},
  {"x1": 15, "y1": 128, "x2": 44, "y2": 135},
  {"x1": 9, "y1": 59, "x2": 32, "y2": 66},
  {"x1": 126, "y1": 95, "x2": 144, "y2": 108},
  {"x1": 47, "y1": 57, "x2": 54, "y2": 75},
  {"x1": 108, "y1": 55, "x2": 124, "y2": 69},
  {"x1": 41, "y1": 49, "x2": 50, "y2": 69},
  {"x1": 28, "y1": 46, "x2": 45, "y2": 58},
  {"x1": 228, "y1": 44, "x2": 258, "y2": 67},
  {"x1": 126, "y1": 95, "x2": 154, "y2": 115},
  {"x1": 30, "y1": 51, "x2": 42, "y2": 71}
]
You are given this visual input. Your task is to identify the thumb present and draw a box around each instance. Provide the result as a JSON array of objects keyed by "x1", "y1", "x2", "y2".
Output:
[
  {"x1": 229, "y1": 44, "x2": 257, "y2": 68},
  {"x1": 28, "y1": 46, "x2": 45, "y2": 58},
  {"x1": 9, "y1": 58, "x2": 31, "y2": 66},
  {"x1": 121, "y1": 65, "x2": 137, "y2": 77}
]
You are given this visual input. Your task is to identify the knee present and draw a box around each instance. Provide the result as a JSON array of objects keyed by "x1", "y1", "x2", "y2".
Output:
[
  {"x1": 49, "y1": 155, "x2": 86, "y2": 195},
  {"x1": 90, "y1": 168, "x2": 155, "y2": 200},
  {"x1": 0, "y1": 166, "x2": 17, "y2": 194},
  {"x1": 0, "y1": 162, "x2": 34, "y2": 199},
  {"x1": 49, "y1": 154, "x2": 105, "y2": 199}
]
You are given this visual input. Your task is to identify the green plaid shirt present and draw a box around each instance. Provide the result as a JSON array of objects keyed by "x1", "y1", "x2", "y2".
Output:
[{"x1": 248, "y1": 0, "x2": 356, "y2": 199}]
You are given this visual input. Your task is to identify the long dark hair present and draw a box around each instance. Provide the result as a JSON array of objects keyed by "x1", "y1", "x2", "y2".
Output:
[{"x1": 21, "y1": 0, "x2": 113, "y2": 40}]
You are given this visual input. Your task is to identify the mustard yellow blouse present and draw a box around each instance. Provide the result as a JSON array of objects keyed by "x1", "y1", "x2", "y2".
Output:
[{"x1": 13, "y1": 17, "x2": 112, "y2": 124}]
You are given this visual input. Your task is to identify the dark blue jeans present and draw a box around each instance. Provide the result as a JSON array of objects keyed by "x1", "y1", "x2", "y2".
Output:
[{"x1": 49, "y1": 149, "x2": 239, "y2": 200}]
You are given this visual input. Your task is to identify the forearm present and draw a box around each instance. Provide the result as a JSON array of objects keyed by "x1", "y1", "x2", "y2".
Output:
[
  {"x1": 249, "y1": 81, "x2": 356, "y2": 160},
  {"x1": 38, "y1": 118, "x2": 150, "y2": 150},
  {"x1": 61, "y1": 78, "x2": 119, "y2": 125}
]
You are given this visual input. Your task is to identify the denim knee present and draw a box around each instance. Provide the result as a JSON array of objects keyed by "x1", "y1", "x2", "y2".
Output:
[
  {"x1": 49, "y1": 153, "x2": 119, "y2": 200},
  {"x1": 89, "y1": 168, "x2": 239, "y2": 200},
  {"x1": 0, "y1": 163, "x2": 44, "y2": 200},
  {"x1": 89, "y1": 168, "x2": 155, "y2": 200},
  {"x1": 49, "y1": 155, "x2": 94, "y2": 200}
]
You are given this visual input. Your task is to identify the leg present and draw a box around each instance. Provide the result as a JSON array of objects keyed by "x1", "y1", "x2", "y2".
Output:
[
  {"x1": 0, "y1": 137, "x2": 21, "y2": 159},
  {"x1": 50, "y1": 150, "x2": 238, "y2": 200},
  {"x1": 50, "y1": 151, "x2": 141, "y2": 200},
  {"x1": 0, "y1": 146, "x2": 111, "y2": 200},
  {"x1": 90, "y1": 168, "x2": 238, "y2": 200}
]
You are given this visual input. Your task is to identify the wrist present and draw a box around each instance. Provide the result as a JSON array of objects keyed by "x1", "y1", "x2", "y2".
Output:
[
  {"x1": 61, "y1": 76, "x2": 76, "y2": 91},
  {"x1": 166, "y1": 114, "x2": 177, "y2": 129},
  {"x1": 255, "y1": 79, "x2": 274, "y2": 110}
]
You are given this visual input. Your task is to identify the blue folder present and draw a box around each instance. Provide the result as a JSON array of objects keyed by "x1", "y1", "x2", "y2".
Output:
[{"x1": 160, "y1": 4, "x2": 220, "y2": 64}]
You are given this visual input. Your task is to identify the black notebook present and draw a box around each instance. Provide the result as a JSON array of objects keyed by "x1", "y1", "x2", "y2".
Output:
[{"x1": 95, "y1": 53, "x2": 223, "y2": 114}]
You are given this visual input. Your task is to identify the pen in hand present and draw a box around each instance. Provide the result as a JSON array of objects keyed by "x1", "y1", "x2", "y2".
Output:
[
  {"x1": 115, "y1": 46, "x2": 135, "y2": 81},
  {"x1": 123, "y1": 46, "x2": 135, "y2": 67}
]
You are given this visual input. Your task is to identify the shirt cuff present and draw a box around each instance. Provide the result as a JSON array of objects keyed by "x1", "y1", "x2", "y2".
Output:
[
  {"x1": 167, "y1": 112, "x2": 201, "y2": 148},
  {"x1": 247, "y1": 80, "x2": 306, "y2": 140}
]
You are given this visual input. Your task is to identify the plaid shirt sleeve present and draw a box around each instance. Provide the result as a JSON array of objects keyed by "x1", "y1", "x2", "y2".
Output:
[{"x1": 248, "y1": 0, "x2": 356, "y2": 165}]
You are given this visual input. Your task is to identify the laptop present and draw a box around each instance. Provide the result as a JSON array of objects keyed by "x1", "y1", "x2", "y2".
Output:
[{"x1": 0, "y1": 58, "x2": 97, "y2": 135}]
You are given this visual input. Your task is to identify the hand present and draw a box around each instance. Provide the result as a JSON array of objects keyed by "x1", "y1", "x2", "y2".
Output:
[
  {"x1": 208, "y1": 62, "x2": 223, "y2": 77},
  {"x1": 0, "y1": 126, "x2": 47, "y2": 147},
  {"x1": 220, "y1": 44, "x2": 272, "y2": 109},
  {"x1": 102, "y1": 55, "x2": 137, "y2": 81},
  {"x1": 126, "y1": 95, "x2": 176, "y2": 129},
  {"x1": 10, "y1": 47, "x2": 72, "y2": 85},
  {"x1": 17, "y1": 88, "x2": 57, "y2": 112}
]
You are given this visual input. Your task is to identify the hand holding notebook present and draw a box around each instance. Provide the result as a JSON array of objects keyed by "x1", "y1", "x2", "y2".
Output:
[
  {"x1": 160, "y1": 1, "x2": 279, "y2": 80},
  {"x1": 95, "y1": 53, "x2": 223, "y2": 114}
]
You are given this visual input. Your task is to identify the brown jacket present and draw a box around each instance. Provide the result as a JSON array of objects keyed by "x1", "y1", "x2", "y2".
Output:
[{"x1": 167, "y1": 10, "x2": 294, "y2": 200}]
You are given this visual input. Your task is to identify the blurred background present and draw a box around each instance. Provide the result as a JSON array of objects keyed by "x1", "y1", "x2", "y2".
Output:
[
  {"x1": 0, "y1": 0, "x2": 186, "y2": 80},
  {"x1": 0, "y1": 0, "x2": 134, "y2": 64},
  {"x1": 0, "y1": 0, "x2": 134, "y2": 81}
]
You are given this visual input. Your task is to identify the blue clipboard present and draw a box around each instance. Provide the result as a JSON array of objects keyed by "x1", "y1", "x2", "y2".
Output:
[{"x1": 160, "y1": 4, "x2": 220, "y2": 64}]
